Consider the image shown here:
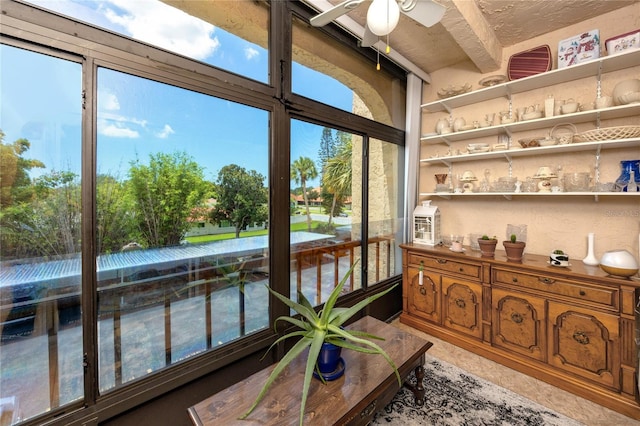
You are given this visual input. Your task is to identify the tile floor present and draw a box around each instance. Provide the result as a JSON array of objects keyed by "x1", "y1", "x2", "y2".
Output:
[{"x1": 391, "y1": 319, "x2": 640, "y2": 426}]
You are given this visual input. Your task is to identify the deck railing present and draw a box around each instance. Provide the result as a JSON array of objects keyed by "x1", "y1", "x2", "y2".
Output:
[{"x1": 0, "y1": 236, "x2": 394, "y2": 422}]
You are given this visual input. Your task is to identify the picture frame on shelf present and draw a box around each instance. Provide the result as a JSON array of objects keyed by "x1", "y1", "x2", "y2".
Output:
[{"x1": 558, "y1": 29, "x2": 600, "y2": 68}]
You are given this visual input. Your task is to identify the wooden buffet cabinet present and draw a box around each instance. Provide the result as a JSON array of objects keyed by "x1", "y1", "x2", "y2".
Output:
[{"x1": 400, "y1": 243, "x2": 640, "y2": 419}]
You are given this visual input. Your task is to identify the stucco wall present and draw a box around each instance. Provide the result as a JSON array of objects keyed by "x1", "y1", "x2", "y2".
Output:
[{"x1": 419, "y1": 4, "x2": 640, "y2": 261}]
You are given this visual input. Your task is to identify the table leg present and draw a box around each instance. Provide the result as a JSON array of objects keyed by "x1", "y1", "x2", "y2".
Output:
[{"x1": 403, "y1": 365, "x2": 425, "y2": 406}]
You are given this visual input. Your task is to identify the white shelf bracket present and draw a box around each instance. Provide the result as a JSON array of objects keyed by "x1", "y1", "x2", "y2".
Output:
[
  {"x1": 596, "y1": 62, "x2": 603, "y2": 98},
  {"x1": 443, "y1": 103, "x2": 452, "y2": 115},
  {"x1": 594, "y1": 146, "x2": 602, "y2": 185}
]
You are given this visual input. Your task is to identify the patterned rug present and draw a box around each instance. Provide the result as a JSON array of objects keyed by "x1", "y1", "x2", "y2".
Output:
[{"x1": 371, "y1": 355, "x2": 584, "y2": 426}]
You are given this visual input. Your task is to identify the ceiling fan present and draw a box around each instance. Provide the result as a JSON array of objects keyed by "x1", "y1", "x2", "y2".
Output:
[{"x1": 310, "y1": 0, "x2": 446, "y2": 48}]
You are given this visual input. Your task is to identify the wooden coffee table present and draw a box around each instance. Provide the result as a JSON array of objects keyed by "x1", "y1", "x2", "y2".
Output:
[{"x1": 188, "y1": 316, "x2": 432, "y2": 425}]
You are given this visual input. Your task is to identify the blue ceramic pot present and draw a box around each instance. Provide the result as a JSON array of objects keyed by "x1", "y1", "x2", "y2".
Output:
[{"x1": 317, "y1": 342, "x2": 342, "y2": 374}]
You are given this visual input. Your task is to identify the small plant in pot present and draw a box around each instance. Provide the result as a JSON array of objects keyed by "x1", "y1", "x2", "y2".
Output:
[
  {"x1": 239, "y1": 261, "x2": 400, "y2": 425},
  {"x1": 477, "y1": 235, "x2": 498, "y2": 257},
  {"x1": 549, "y1": 249, "x2": 570, "y2": 267},
  {"x1": 503, "y1": 233, "x2": 526, "y2": 262}
]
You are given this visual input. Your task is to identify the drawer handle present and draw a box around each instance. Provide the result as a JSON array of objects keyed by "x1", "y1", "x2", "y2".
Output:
[
  {"x1": 511, "y1": 313, "x2": 523, "y2": 324},
  {"x1": 512, "y1": 277, "x2": 518, "y2": 283},
  {"x1": 455, "y1": 298, "x2": 466, "y2": 309},
  {"x1": 360, "y1": 400, "x2": 377, "y2": 418},
  {"x1": 538, "y1": 277, "x2": 556, "y2": 284},
  {"x1": 459, "y1": 267, "x2": 464, "y2": 272},
  {"x1": 436, "y1": 258, "x2": 447, "y2": 264},
  {"x1": 420, "y1": 287, "x2": 427, "y2": 296},
  {"x1": 579, "y1": 290, "x2": 586, "y2": 296},
  {"x1": 573, "y1": 331, "x2": 590, "y2": 345}
]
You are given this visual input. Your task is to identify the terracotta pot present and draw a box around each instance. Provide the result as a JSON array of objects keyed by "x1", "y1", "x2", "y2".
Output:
[
  {"x1": 477, "y1": 239, "x2": 497, "y2": 258},
  {"x1": 503, "y1": 241, "x2": 526, "y2": 262}
]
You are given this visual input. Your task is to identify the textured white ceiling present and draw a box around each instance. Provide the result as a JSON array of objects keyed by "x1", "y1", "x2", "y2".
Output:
[{"x1": 310, "y1": 0, "x2": 638, "y2": 73}]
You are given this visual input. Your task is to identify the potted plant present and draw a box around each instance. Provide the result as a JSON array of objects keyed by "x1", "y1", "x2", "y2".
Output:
[
  {"x1": 549, "y1": 249, "x2": 569, "y2": 267},
  {"x1": 503, "y1": 234, "x2": 526, "y2": 262},
  {"x1": 477, "y1": 235, "x2": 498, "y2": 257},
  {"x1": 239, "y1": 261, "x2": 400, "y2": 425}
]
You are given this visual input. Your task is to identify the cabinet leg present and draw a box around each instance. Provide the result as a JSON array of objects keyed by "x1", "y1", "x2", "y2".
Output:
[{"x1": 404, "y1": 365, "x2": 425, "y2": 406}]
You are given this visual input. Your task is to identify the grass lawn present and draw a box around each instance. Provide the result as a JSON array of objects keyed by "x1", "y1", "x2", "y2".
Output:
[{"x1": 186, "y1": 220, "x2": 323, "y2": 244}]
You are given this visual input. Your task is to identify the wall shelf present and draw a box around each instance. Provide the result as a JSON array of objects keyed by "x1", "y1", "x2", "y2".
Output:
[
  {"x1": 421, "y1": 49, "x2": 640, "y2": 113},
  {"x1": 420, "y1": 104, "x2": 640, "y2": 145},
  {"x1": 420, "y1": 138, "x2": 640, "y2": 165},
  {"x1": 419, "y1": 191, "x2": 640, "y2": 202}
]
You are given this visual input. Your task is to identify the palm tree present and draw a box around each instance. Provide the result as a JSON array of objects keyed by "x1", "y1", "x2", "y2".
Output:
[
  {"x1": 322, "y1": 138, "x2": 352, "y2": 224},
  {"x1": 291, "y1": 156, "x2": 318, "y2": 231}
]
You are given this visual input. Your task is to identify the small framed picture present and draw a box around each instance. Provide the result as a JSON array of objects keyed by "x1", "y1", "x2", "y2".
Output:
[{"x1": 558, "y1": 30, "x2": 600, "y2": 68}]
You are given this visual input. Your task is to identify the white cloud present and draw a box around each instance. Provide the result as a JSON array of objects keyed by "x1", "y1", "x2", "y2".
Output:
[
  {"x1": 99, "y1": 121, "x2": 140, "y2": 138},
  {"x1": 101, "y1": 0, "x2": 220, "y2": 60},
  {"x1": 156, "y1": 124, "x2": 175, "y2": 139},
  {"x1": 244, "y1": 47, "x2": 259, "y2": 60},
  {"x1": 99, "y1": 91, "x2": 120, "y2": 111}
]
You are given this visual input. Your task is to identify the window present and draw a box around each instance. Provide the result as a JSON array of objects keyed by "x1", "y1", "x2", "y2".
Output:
[
  {"x1": 292, "y1": 16, "x2": 406, "y2": 128},
  {"x1": 0, "y1": 44, "x2": 83, "y2": 421},
  {"x1": 26, "y1": 0, "x2": 269, "y2": 83},
  {"x1": 290, "y1": 120, "x2": 363, "y2": 305},
  {"x1": 366, "y1": 138, "x2": 404, "y2": 285},
  {"x1": 96, "y1": 68, "x2": 270, "y2": 392}
]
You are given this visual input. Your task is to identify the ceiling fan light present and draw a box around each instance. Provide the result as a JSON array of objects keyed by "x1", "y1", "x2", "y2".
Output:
[{"x1": 367, "y1": 0, "x2": 400, "y2": 36}]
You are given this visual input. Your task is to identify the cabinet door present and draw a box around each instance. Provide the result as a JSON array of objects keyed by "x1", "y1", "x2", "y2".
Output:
[
  {"x1": 492, "y1": 288, "x2": 546, "y2": 362},
  {"x1": 548, "y1": 302, "x2": 620, "y2": 390},
  {"x1": 406, "y1": 266, "x2": 441, "y2": 324},
  {"x1": 442, "y1": 276, "x2": 482, "y2": 339}
]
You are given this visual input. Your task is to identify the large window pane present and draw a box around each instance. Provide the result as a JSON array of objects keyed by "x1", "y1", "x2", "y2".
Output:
[
  {"x1": 0, "y1": 44, "x2": 83, "y2": 423},
  {"x1": 366, "y1": 138, "x2": 404, "y2": 285},
  {"x1": 26, "y1": 0, "x2": 269, "y2": 83},
  {"x1": 290, "y1": 120, "x2": 363, "y2": 306},
  {"x1": 96, "y1": 68, "x2": 269, "y2": 392},
  {"x1": 292, "y1": 17, "x2": 406, "y2": 128}
]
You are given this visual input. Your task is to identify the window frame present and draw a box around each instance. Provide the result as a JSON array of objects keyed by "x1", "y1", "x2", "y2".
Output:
[{"x1": 0, "y1": 1, "x2": 406, "y2": 424}]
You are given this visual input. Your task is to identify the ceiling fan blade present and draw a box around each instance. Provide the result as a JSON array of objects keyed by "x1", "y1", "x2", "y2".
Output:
[
  {"x1": 360, "y1": 24, "x2": 379, "y2": 47},
  {"x1": 399, "y1": 0, "x2": 445, "y2": 28},
  {"x1": 310, "y1": 0, "x2": 367, "y2": 27}
]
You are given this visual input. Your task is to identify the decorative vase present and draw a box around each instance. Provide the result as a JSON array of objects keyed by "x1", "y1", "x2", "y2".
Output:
[
  {"x1": 582, "y1": 232, "x2": 599, "y2": 265},
  {"x1": 435, "y1": 118, "x2": 449, "y2": 134},
  {"x1": 477, "y1": 239, "x2": 497, "y2": 258},
  {"x1": 614, "y1": 160, "x2": 640, "y2": 192},
  {"x1": 503, "y1": 241, "x2": 526, "y2": 263},
  {"x1": 315, "y1": 342, "x2": 344, "y2": 380}
]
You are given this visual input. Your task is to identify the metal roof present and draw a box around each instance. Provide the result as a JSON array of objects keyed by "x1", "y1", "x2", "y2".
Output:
[{"x1": 0, "y1": 232, "x2": 331, "y2": 289}]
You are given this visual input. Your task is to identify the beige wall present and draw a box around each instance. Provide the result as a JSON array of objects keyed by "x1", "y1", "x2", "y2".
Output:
[{"x1": 419, "y1": 4, "x2": 640, "y2": 261}]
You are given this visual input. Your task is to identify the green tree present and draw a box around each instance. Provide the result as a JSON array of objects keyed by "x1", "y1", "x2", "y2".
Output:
[
  {"x1": 128, "y1": 151, "x2": 207, "y2": 248},
  {"x1": 0, "y1": 129, "x2": 45, "y2": 207},
  {"x1": 291, "y1": 156, "x2": 318, "y2": 231},
  {"x1": 0, "y1": 130, "x2": 46, "y2": 258},
  {"x1": 2, "y1": 170, "x2": 82, "y2": 258},
  {"x1": 210, "y1": 164, "x2": 268, "y2": 239},
  {"x1": 97, "y1": 173, "x2": 138, "y2": 254},
  {"x1": 317, "y1": 127, "x2": 336, "y2": 170},
  {"x1": 322, "y1": 137, "x2": 352, "y2": 224}
]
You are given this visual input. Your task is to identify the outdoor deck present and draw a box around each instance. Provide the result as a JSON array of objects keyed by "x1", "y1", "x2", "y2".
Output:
[{"x1": 0, "y1": 234, "x2": 395, "y2": 424}]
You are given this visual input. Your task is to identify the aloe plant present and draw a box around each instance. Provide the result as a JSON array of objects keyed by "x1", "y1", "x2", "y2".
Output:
[{"x1": 239, "y1": 261, "x2": 400, "y2": 425}]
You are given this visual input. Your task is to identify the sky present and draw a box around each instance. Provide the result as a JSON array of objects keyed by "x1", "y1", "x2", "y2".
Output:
[{"x1": 1, "y1": 0, "x2": 354, "y2": 186}]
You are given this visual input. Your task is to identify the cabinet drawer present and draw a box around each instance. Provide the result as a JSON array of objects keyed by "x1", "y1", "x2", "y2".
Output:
[
  {"x1": 408, "y1": 253, "x2": 481, "y2": 280},
  {"x1": 493, "y1": 268, "x2": 618, "y2": 309}
]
